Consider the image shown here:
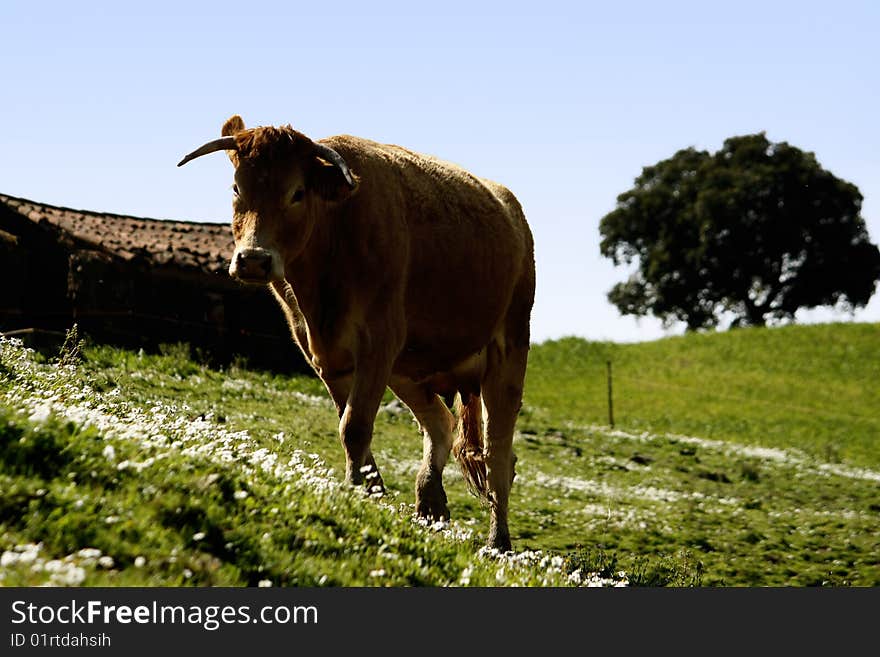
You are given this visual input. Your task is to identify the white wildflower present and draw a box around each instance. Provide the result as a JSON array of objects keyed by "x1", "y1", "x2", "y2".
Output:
[
  {"x1": 77, "y1": 548, "x2": 102, "y2": 560},
  {"x1": 16, "y1": 546, "x2": 40, "y2": 565},
  {"x1": 52, "y1": 565, "x2": 86, "y2": 586},
  {"x1": 27, "y1": 404, "x2": 52, "y2": 424},
  {"x1": 258, "y1": 579, "x2": 273, "y2": 587}
]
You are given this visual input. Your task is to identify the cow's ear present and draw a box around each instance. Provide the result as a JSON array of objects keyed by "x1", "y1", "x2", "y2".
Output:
[
  {"x1": 221, "y1": 115, "x2": 245, "y2": 136},
  {"x1": 310, "y1": 157, "x2": 359, "y2": 202},
  {"x1": 221, "y1": 115, "x2": 245, "y2": 165}
]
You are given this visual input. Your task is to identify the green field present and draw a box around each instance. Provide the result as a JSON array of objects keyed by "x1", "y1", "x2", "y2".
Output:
[{"x1": 1, "y1": 322, "x2": 878, "y2": 586}]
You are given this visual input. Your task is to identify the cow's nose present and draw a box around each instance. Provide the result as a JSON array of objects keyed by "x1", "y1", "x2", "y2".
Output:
[{"x1": 233, "y1": 249, "x2": 273, "y2": 281}]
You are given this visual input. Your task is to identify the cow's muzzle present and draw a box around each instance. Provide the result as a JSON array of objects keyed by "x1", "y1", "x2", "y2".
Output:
[{"x1": 229, "y1": 248, "x2": 281, "y2": 284}]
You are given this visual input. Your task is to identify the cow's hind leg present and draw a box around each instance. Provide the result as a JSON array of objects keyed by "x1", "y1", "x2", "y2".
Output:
[
  {"x1": 391, "y1": 380, "x2": 454, "y2": 520},
  {"x1": 480, "y1": 341, "x2": 528, "y2": 551}
]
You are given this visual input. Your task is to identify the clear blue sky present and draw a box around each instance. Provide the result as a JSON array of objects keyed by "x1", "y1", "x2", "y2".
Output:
[{"x1": 3, "y1": 1, "x2": 878, "y2": 343}]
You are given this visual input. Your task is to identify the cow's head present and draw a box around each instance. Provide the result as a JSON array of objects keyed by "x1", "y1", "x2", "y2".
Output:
[{"x1": 178, "y1": 115, "x2": 358, "y2": 284}]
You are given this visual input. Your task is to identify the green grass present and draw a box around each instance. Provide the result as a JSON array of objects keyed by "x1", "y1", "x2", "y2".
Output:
[
  {"x1": 526, "y1": 323, "x2": 880, "y2": 467},
  {"x1": 1, "y1": 322, "x2": 878, "y2": 586}
]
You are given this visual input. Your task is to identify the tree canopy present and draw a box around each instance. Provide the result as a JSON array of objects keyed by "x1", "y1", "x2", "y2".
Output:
[{"x1": 599, "y1": 133, "x2": 880, "y2": 330}]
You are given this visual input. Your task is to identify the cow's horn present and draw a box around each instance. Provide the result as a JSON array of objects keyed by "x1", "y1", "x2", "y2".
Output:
[
  {"x1": 177, "y1": 136, "x2": 239, "y2": 167},
  {"x1": 313, "y1": 143, "x2": 356, "y2": 188}
]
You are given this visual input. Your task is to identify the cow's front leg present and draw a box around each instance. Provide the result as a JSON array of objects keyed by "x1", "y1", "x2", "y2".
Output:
[
  {"x1": 324, "y1": 374, "x2": 384, "y2": 492},
  {"x1": 338, "y1": 351, "x2": 394, "y2": 493}
]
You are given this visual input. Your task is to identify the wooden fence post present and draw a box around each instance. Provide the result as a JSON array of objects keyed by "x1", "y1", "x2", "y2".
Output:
[{"x1": 606, "y1": 359, "x2": 614, "y2": 428}]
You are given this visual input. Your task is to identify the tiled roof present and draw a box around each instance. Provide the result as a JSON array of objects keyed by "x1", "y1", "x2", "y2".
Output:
[{"x1": 0, "y1": 193, "x2": 233, "y2": 273}]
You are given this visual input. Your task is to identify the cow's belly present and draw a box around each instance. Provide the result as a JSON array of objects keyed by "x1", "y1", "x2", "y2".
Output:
[
  {"x1": 392, "y1": 314, "x2": 496, "y2": 385},
  {"x1": 391, "y1": 344, "x2": 486, "y2": 399}
]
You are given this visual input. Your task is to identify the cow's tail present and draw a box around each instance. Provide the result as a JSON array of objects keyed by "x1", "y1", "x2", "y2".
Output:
[{"x1": 452, "y1": 392, "x2": 489, "y2": 502}]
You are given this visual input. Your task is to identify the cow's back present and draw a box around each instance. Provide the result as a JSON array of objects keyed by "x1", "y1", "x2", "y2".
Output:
[{"x1": 324, "y1": 135, "x2": 534, "y2": 377}]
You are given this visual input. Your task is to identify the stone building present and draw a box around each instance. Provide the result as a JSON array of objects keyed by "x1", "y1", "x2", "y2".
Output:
[{"x1": 0, "y1": 192, "x2": 308, "y2": 373}]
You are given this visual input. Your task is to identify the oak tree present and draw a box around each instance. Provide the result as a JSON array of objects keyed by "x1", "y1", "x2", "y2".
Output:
[{"x1": 599, "y1": 133, "x2": 880, "y2": 329}]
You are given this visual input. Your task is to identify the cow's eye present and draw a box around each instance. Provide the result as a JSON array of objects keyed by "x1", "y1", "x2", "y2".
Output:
[
  {"x1": 290, "y1": 189, "x2": 305, "y2": 205},
  {"x1": 232, "y1": 184, "x2": 240, "y2": 197}
]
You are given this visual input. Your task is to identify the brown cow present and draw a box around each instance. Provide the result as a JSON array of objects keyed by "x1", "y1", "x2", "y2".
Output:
[{"x1": 178, "y1": 116, "x2": 535, "y2": 550}]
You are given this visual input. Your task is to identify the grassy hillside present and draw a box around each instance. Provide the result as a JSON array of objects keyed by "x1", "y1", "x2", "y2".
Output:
[
  {"x1": 519, "y1": 322, "x2": 880, "y2": 585},
  {"x1": 0, "y1": 335, "x2": 629, "y2": 588},
  {"x1": 1, "y1": 322, "x2": 878, "y2": 586},
  {"x1": 527, "y1": 322, "x2": 880, "y2": 468}
]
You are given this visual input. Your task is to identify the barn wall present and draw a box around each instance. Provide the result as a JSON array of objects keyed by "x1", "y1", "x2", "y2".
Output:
[
  {"x1": 1, "y1": 212, "x2": 72, "y2": 331},
  {"x1": 0, "y1": 205, "x2": 310, "y2": 374}
]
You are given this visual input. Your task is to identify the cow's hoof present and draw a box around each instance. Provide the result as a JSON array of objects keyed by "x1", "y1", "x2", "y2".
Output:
[
  {"x1": 348, "y1": 464, "x2": 385, "y2": 495},
  {"x1": 415, "y1": 467, "x2": 450, "y2": 521},
  {"x1": 487, "y1": 525, "x2": 512, "y2": 552}
]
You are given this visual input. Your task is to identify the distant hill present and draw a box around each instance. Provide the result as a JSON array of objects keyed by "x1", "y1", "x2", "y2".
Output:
[{"x1": 526, "y1": 322, "x2": 880, "y2": 468}]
